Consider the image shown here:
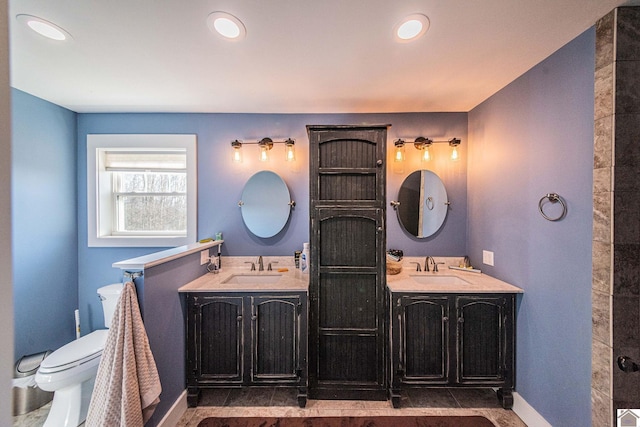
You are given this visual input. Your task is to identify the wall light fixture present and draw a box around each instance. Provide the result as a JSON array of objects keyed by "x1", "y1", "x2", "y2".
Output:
[
  {"x1": 230, "y1": 138, "x2": 295, "y2": 163},
  {"x1": 393, "y1": 137, "x2": 461, "y2": 173},
  {"x1": 393, "y1": 139, "x2": 406, "y2": 174}
]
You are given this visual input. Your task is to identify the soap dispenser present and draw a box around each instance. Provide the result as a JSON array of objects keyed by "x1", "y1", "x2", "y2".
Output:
[{"x1": 301, "y1": 242, "x2": 310, "y2": 274}]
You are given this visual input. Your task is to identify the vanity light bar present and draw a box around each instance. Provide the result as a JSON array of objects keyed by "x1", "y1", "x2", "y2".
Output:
[
  {"x1": 230, "y1": 138, "x2": 295, "y2": 163},
  {"x1": 393, "y1": 137, "x2": 461, "y2": 168}
]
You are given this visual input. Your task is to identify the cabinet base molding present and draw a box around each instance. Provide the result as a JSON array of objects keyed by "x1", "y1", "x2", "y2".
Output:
[
  {"x1": 389, "y1": 386, "x2": 514, "y2": 409},
  {"x1": 309, "y1": 387, "x2": 388, "y2": 402}
]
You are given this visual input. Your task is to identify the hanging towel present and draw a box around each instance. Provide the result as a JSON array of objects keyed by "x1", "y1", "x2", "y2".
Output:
[{"x1": 86, "y1": 281, "x2": 161, "y2": 427}]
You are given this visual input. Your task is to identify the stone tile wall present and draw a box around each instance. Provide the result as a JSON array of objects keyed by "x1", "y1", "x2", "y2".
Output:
[{"x1": 593, "y1": 7, "x2": 640, "y2": 426}]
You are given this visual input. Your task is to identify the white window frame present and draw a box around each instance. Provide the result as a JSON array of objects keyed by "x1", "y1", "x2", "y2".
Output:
[{"x1": 87, "y1": 134, "x2": 197, "y2": 247}]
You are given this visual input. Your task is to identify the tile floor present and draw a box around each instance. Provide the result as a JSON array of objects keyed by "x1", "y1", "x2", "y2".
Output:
[
  {"x1": 177, "y1": 388, "x2": 527, "y2": 427},
  {"x1": 12, "y1": 387, "x2": 527, "y2": 427}
]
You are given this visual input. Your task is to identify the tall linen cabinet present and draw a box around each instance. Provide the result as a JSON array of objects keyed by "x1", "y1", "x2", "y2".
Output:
[{"x1": 307, "y1": 125, "x2": 388, "y2": 400}]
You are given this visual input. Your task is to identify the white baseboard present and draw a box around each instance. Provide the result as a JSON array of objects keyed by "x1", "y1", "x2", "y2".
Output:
[
  {"x1": 157, "y1": 390, "x2": 188, "y2": 427},
  {"x1": 512, "y1": 391, "x2": 552, "y2": 427}
]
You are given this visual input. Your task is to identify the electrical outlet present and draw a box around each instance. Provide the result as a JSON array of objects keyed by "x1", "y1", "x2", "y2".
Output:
[
  {"x1": 482, "y1": 250, "x2": 494, "y2": 266},
  {"x1": 200, "y1": 249, "x2": 210, "y2": 265}
]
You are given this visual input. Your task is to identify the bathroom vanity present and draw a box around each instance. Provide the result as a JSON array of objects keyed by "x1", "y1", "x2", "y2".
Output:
[
  {"x1": 179, "y1": 263, "x2": 309, "y2": 408},
  {"x1": 386, "y1": 266, "x2": 522, "y2": 409}
]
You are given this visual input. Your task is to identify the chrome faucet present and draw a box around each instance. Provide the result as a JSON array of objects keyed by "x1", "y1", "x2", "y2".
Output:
[{"x1": 257, "y1": 256, "x2": 264, "y2": 271}]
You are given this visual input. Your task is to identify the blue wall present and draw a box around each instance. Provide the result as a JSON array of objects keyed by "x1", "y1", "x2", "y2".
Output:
[
  {"x1": 77, "y1": 112, "x2": 468, "y2": 332},
  {"x1": 468, "y1": 28, "x2": 595, "y2": 426},
  {"x1": 11, "y1": 89, "x2": 78, "y2": 360},
  {"x1": 141, "y1": 252, "x2": 209, "y2": 426}
]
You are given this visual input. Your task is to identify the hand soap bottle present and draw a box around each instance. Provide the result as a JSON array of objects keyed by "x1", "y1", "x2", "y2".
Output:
[{"x1": 301, "y1": 242, "x2": 310, "y2": 274}]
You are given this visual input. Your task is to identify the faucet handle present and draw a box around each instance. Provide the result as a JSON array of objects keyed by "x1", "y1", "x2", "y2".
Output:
[
  {"x1": 434, "y1": 261, "x2": 445, "y2": 272},
  {"x1": 268, "y1": 261, "x2": 279, "y2": 271},
  {"x1": 245, "y1": 261, "x2": 256, "y2": 271},
  {"x1": 411, "y1": 262, "x2": 421, "y2": 272}
]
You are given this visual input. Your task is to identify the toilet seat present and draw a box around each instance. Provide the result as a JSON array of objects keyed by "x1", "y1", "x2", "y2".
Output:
[
  {"x1": 36, "y1": 330, "x2": 109, "y2": 393},
  {"x1": 39, "y1": 329, "x2": 108, "y2": 374}
]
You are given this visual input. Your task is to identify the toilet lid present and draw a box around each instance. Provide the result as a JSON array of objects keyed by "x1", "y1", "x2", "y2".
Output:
[{"x1": 39, "y1": 329, "x2": 108, "y2": 372}]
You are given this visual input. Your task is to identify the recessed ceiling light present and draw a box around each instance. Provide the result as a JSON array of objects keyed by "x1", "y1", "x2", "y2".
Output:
[
  {"x1": 394, "y1": 13, "x2": 430, "y2": 42},
  {"x1": 207, "y1": 12, "x2": 246, "y2": 41},
  {"x1": 16, "y1": 14, "x2": 71, "y2": 41}
]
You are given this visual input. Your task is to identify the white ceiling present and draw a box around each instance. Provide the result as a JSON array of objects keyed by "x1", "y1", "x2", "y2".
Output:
[{"x1": 8, "y1": 0, "x2": 635, "y2": 114}]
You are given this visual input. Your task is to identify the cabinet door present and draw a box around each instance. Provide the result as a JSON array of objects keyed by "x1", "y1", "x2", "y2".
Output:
[
  {"x1": 456, "y1": 295, "x2": 509, "y2": 383},
  {"x1": 400, "y1": 295, "x2": 449, "y2": 383},
  {"x1": 251, "y1": 295, "x2": 301, "y2": 383},
  {"x1": 308, "y1": 125, "x2": 388, "y2": 399},
  {"x1": 188, "y1": 294, "x2": 244, "y2": 384}
]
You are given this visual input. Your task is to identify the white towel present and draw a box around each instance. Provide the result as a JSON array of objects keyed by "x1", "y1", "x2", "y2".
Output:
[{"x1": 86, "y1": 282, "x2": 162, "y2": 426}]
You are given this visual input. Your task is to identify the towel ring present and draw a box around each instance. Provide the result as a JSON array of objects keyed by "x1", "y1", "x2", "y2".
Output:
[{"x1": 538, "y1": 193, "x2": 567, "y2": 221}]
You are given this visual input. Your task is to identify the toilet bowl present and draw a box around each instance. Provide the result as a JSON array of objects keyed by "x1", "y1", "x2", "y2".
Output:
[{"x1": 35, "y1": 283, "x2": 123, "y2": 427}]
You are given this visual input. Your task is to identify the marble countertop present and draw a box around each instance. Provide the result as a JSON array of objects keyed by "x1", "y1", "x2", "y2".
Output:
[
  {"x1": 177, "y1": 255, "x2": 520, "y2": 294},
  {"x1": 386, "y1": 263, "x2": 523, "y2": 294},
  {"x1": 179, "y1": 265, "x2": 309, "y2": 293}
]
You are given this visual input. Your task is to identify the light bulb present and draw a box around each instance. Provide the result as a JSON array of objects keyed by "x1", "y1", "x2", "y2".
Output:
[
  {"x1": 259, "y1": 145, "x2": 269, "y2": 162},
  {"x1": 451, "y1": 145, "x2": 459, "y2": 161},
  {"x1": 231, "y1": 140, "x2": 242, "y2": 163},
  {"x1": 285, "y1": 140, "x2": 296, "y2": 162},
  {"x1": 393, "y1": 141, "x2": 405, "y2": 174},
  {"x1": 421, "y1": 146, "x2": 431, "y2": 162}
]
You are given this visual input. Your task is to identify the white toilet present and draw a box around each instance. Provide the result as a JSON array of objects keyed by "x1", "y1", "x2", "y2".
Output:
[{"x1": 35, "y1": 283, "x2": 123, "y2": 427}]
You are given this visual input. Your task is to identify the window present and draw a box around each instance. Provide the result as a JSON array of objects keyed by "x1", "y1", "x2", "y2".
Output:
[{"x1": 87, "y1": 134, "x2": 197, "y2": 247}]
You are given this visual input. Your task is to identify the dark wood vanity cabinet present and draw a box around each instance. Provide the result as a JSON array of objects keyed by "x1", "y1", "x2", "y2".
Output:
[
  {"x1": 389, "y1": 292, "x2": 515, "y2": 409},
  {"x1": 185, "y1": 292, "x2": 308, "y2": 407}
]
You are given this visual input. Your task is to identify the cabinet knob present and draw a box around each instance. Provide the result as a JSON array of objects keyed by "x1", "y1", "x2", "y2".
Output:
[
  {"x1": 458, "y1": 317, "x2": 464, "y2": 323},
  {"x1": 442, "y1": 316, "x2": 449, "y2": 322},
  {"x1": 376, "y1": 159, "x2": 383, "y2": 166},
  {"x1": 237, "y1": 315, "x2": 243, "y2": 321}
]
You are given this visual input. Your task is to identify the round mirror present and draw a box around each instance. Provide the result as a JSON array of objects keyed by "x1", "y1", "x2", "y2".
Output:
[
  {"x1": 240, "y1": 171, "x2": 292, "y2": 238},
  {"x1": 396, "y1": 170, "x2": 448, "y2": 238}
]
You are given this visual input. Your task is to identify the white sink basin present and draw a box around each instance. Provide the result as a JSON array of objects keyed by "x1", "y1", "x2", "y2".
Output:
[
  {"x1": 221, "y1": 274, "x2": 283, "y2": 285},
  {"x1": 409, "y1": 275, "x2": 471, "y2": 286}
]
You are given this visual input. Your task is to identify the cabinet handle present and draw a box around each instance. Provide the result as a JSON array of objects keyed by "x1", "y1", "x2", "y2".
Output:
[
  {"x1": 251, "y1": 315, "x2": 257, "y2": 321},
  {"x1": 443, "y1": 316, "x2": 449, "y2": 322},
  {"x1": 458, "y1": 317, "x2": 464, "y2": 323}
]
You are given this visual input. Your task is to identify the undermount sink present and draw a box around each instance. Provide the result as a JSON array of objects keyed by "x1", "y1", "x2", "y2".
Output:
[
  {"x1": 221, "y1": 274, "x2": 283, "y2": 285},
  {"x1": 409, "y1": 275, "x2": 471, "y2": 286}
]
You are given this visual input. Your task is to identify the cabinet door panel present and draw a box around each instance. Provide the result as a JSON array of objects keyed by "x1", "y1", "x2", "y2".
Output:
[
  {"x1": 457, "y1": 296, "x2": 505, "y2": 382},
  {"x1": 319, "y1": 334, "x2": 378, "y2": 382},
  {"x1": 317, "y1": 134, "x2": 379, "y2": 169},
  {"x1": 320, "y1": 174, "x2": 377, "y2": 201},
  {"x1": 319, "y1": 273, "x2": 377, "y2": 329},
  {"x1": 197, "y1": 296, "x2": 243, "y2": 382},
  {"x1": 251, "y1": 296, "x2": 299, "y2": 382},
  {"x1": 319, "y1": 213, "x2": 378, "y2": 267},
  {"x1": 402, "y1": 297, "x2": 449, "y2": 382}
]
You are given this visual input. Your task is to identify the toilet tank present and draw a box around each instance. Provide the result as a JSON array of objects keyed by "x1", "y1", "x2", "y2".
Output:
[{"x1": 97, "y1": 283, "x2": 124, "y2": 329}]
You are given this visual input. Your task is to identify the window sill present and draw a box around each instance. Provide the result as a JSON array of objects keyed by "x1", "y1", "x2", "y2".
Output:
[{"x1": 88, "y1": 234, "x2": 192, "y2": 248}]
